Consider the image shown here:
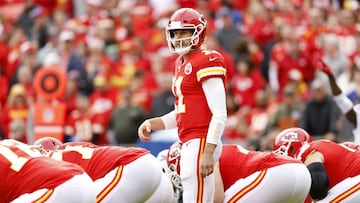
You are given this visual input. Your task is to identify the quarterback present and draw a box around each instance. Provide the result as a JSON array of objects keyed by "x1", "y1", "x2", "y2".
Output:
[{"x1": 138, "y1": 7, "x2": 227, "y2": 203}]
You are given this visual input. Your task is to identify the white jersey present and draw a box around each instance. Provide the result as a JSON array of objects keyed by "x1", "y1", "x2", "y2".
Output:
[{"x1": 352, "y1": 104, "x2": 360, "y2": 144}]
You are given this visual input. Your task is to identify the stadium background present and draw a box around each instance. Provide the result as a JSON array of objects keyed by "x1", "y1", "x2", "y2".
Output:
[{"x1": 0, "y1": 0, "x2": 359, "y2": 155}]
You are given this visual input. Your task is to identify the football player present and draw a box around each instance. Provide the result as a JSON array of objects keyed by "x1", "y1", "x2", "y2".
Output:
[
  {"x1": 0, "y1": 139, "x2": 95, "y2": 203},
  {"x1": 318, "y1": 59, "x2": 360, "y2": 144},
  {"x1": 164, "y1": 141, "x2": 311, "y2": 203},
  {"x1": 138, "y1": 7, "x2": 227, "y2": 203},
  {"x1": 35, "y1": 137, "x2": 163, "y2": 203},
  {"x1": 273, "y1": 127, "x2": 360, "y2": 202}
]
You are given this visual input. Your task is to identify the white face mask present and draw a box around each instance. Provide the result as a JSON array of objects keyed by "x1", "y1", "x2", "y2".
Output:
[
  {"x1": 166, "y1": 30, "x2": 196, "y2": 55},
  {"x1": 165, "y1": 22, "x2": 205, "y2": 55},
  {"x1": 170, "y1": 36, "x2": 193, "y2": 55}
]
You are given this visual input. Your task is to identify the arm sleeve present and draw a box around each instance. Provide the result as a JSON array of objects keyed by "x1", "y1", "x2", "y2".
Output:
[
  {"x1": 160, "y1": 110, "x2": 177, "y2": 129},
  {"x1": 333, "y1": 93, "x2": 353, "y2": 114},
  {"x1": 307, "y1": 162, "x2": 329, "y2": 200},
  {"x1": 202, "y1": 77, "x2": 227, "y2": 144}
]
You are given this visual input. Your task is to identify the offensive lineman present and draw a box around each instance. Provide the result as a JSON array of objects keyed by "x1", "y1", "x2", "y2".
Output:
[
  {"x1": 0, "y1": 139, "x2": 95, "y2": 203},
  {"x1": 35, "y1": 137, "x2": 163, "y2": 203},
  {"x1": 318, "y1": 59, "x2": 360, "y2": 144},
  {"x1": 273, "y1": 127, "x2": 360, "y2": 202}
]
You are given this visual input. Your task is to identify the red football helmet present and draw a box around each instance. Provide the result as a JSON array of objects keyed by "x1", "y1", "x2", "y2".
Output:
[
  {"x1": 164, "y1": 141, "x2": 182, "y2": 191},
  {"x1": 273, "y1": 127, "x2": 312, "y2": 158},
  {"x1": 167, "y1": 141, "x2": 182, "y2": 175},
  {"x1": 34, "y1": 136, "x2": 63, "y2": 152},
  {"x1": 166, "y1": 8, "x2": 207, "y2": 55}
]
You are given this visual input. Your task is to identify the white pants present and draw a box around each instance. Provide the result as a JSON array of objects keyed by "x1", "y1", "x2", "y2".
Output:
[
  {"x1": 316, "y1": 174, "x2": 360, "y2": 203},
  {"x1": 146, "y1": 173, "x2": 176, "y2": 203},
  {"x1": 180, "y1": 138, "x2": 222, "y2": 203},
  {"x1": 12, "y1": 173, "x2": 96, "y2": 203},
  {"x1": 94, "y1": 154, "x2": 162, "y2": 203},
  {"x1": 224, "y1": 163, "x2": 311, "y2": 203}
]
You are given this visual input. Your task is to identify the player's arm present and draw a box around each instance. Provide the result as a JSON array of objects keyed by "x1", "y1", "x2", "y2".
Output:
[
  {"x1": 304, "y1": 151, "x2": 329, "y2": 201},
  {"x1": 213, "y1": 163, "x2": 224, "y2": 203},
  {"x1": 318, "y1": 60, "x2": 357, "y2": 126},
  {"x1": 202, "y1": 77, "x2": 227, "y2": 145},
  {"x1": 138, "y1": 111, "x2": 176, "y2": 142},
  {"x1": 201, "y1": 77, "x2": 227, "y2": 176}
]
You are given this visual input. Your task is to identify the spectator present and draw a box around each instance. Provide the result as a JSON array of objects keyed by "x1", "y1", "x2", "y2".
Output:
[
  {"x1": 108, "y1": 88, "x2": 148, "y2": 145},
  {"x1": 300, "y1": 7, "x2": 325, "y2": 63},
  {"x1": 1, "y1": 84, "x2": 30, "y2": 143},
  {"x1": 83, "y1": 36, "x2": 113, "y2": 94},
  {"x1": 28, "y1": 6, "x2": 49, "y2": 48},
  {"x1": 334, "y1": 9, "x2": 357, "y2": 57},
  {"x1": 268, "y1": 24, "x2": 315, "y2": 96},
  {"x1": 14, "y1": 0, "x2": 37, "y2": 39},
  {"x1": 233, "y1": 35, "x2": 264, "y2": 70},
  {"x1": 46, "y1": 30, "x2": 87, "y2": 91},
  {"x1": 286, "y1": 69, "x2": 312, "y2": 102},
  {"x1": 37, "y1": 26, "x2": 60, "y2": 67},
  {"x1": 242, "y1": 1, "x2": 274, "y2": 48},
  {"x1": 246, "y1": 88, "x2": 278, "y2": 140},
  {"x1": 8, "y1": 118, "x2": 26, "y2": 141},
  {"x1": 266, "y1": 83, "x2": 303, "y2": 133},
  {"x1": 64, "y1": 91, "x2": 95, "y2": 143},
  {"x1": 0, "y1": 68, "x2": 9, "y2": 106},
  {"x1": 214, "y1": 6, "x2": 242, "y2": 58},
  {"x1": 299, "y1": 78, "x2": 340, "y2": 141},
  {"x1": 230, "y1": 55, "x2": 265, "y2": 108},
  {"x1": 90, "y1": 73, "x2": 119, "y2": 145},
  {"x1": 62, "y1": 70, "x2": 81, "y2": 117},
  {"x1": 12, "y1": 64, "x2": 35, "y2": 103},
  {"x1": 150, "y1": 72, "x2": 174, "y2": 117},
  {"x1": 11, "y1": 41, "x2": 40, "y2": 87},
  {"x1": 127, "y1": 70, "x2": 153, "y2": 113},
  {"x1": 223, "y1": 91, "x2": 248, "y2": 144},
  {"x1": 321, "y1": 33, "x2": 350, "y2": 79}
]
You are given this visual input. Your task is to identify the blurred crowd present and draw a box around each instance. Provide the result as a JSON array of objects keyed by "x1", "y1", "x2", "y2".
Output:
[{"x1": 0, "y1": 0, "x2": 359, "y2": 150}]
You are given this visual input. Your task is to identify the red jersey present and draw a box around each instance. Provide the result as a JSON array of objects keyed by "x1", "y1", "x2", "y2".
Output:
[
  {"x1": 271, "y1": 43, "x2": 315, "y2": 91},
  {"x1": 231, "y1": 69, "x2": 265, "y2": 108},
  {"x1": 219, "y1": 144, "x2": 300, "y2": 190},
  {"x1": 90, "y1": 88, "x2": 119, "y2": 145},
  {"x1": 48, "y1": 142, "x2": 150, "y2": 180},
  {"x1": 172, "y1": 49, "x2": 226, "y2": 143},
  {"x1": 297, "y1": 140, "x2": 360, "y2": 189},
  {"x1": 64, "y1": 110, "x2": 94, "y2": 141},
  {"x1": 0, "y1": 139, "x2": 84, "y2": 203}
]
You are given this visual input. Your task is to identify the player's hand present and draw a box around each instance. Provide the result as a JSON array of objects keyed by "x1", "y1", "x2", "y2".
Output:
[
  {"x1": 138, "y1": 120, "x2": 152, "y2": 142},
  {"x1": 317, "y1": 60, "x2": 334, "y2": 76},
  {"x1": 200, "y1": 151, "x2": 215, "y2": 177}
]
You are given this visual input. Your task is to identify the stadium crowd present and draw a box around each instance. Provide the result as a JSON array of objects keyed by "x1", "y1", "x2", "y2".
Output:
[{"x1": 0, "y1": 0, "x2": 359, "y2": 151}]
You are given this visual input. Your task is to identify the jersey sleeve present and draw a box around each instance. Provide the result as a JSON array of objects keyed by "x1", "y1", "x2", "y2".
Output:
[
  {"x1": 296, "y1": 142, "x2": 315, "y2": 162},
  {"x1": 195, "y1": 50, "x2": 226, "y2": 83}
]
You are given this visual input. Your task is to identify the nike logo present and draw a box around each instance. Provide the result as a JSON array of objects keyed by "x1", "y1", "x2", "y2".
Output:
[{"x1": 209, "y1": 57, "x2": 217, "y2": 61}]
